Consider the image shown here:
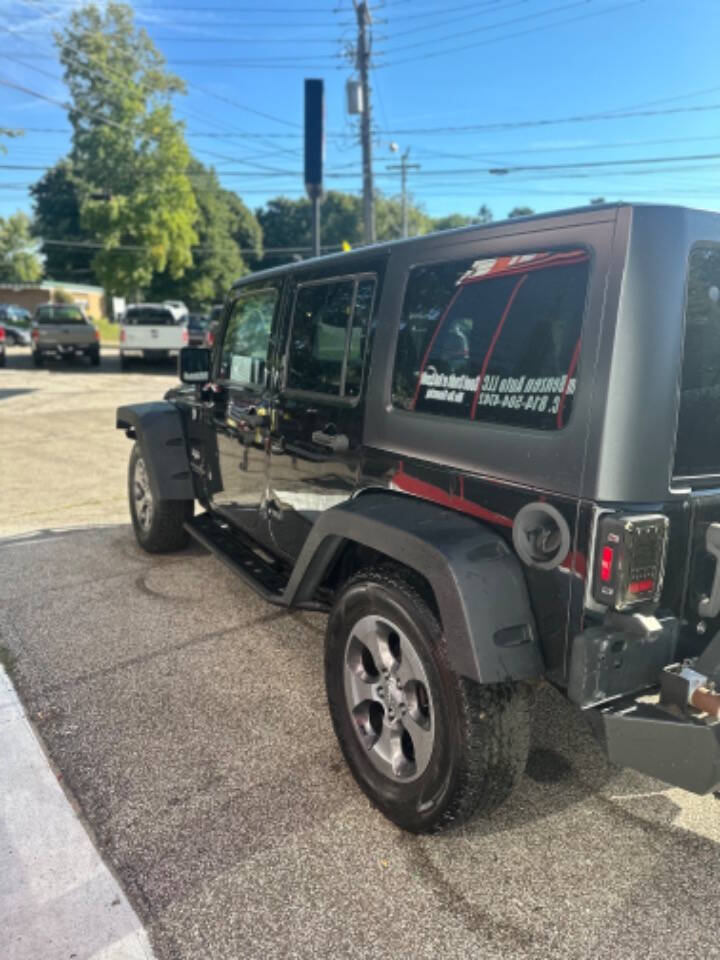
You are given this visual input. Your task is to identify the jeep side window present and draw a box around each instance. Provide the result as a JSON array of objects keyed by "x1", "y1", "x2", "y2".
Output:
[
  {"x1": 219, "y1": 285, "x2": 279, "y2": 386},
  {"x1": 675, "y1": 246, "x2": 720, "y2": 478},
  {"x1": 392, "y1": 250, "x2": 590, "y2": 431},
  {"x1": 286, "y1": 275, "x2": 376, "y2": 398}
]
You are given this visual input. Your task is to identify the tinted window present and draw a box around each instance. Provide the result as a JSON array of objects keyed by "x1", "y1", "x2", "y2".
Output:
[
  {"x1": 124, "y1": 307, "x2": 175, "y2": 326},
  {"x1": 35, "y1": 305, "x2": 86, "y2": 324},
  {"x1": 287, "y1": 276, "x2": 375, "y2": 397},
  {"x1": 219, "y1": 285, "x2": 279, "y2": 386},
  {"x1": 392, "y1": 250, "x2": 589, "y2": 430},
  {"x1": 675, "y1": 246, "x2": 720, "y2": 476}
]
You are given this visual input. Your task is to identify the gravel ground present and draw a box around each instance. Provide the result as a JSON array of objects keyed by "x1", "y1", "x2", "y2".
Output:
[{"x1": 2, "y1": 351, "x2": 720, "y2": 959}]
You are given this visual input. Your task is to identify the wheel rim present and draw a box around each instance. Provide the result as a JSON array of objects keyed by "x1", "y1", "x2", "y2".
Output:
[
  {"x1": 133, "y1": 456, "x2": 154, "y2": 532},
  {"x1": 343, "y1": 614, "x2": 435, "y2": 782}
]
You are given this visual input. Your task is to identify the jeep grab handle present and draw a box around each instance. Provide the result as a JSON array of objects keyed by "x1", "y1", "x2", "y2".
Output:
[{"x1": 698, "y1": 523, "x2": 720, "y2": 618}]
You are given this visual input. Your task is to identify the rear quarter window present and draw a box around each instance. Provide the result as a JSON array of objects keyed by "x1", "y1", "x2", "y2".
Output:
[
  {"x1": 391, "y1": 249, "x2": 590, "y2": 430},
  {"x1": 675, "y1": 245, "x2": 720, "y2": 477}
]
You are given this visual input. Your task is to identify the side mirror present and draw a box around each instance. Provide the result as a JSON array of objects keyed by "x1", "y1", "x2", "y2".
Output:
[{"x1": 178, "y1": 346, "x2": 211, "y2": 384}]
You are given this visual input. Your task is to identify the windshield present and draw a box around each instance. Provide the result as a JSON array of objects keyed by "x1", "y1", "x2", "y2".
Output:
[{"x1": 35, "y1": 305, "x2": 86, "y2": 324}]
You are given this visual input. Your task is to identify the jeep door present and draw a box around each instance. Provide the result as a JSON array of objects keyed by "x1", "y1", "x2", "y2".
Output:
[
  {"x1": 208, "y1": 279, "x2": 283, "y2": 545},
  {"x1": 267, "y1": 265, "x2": 382, "y2": 560}
]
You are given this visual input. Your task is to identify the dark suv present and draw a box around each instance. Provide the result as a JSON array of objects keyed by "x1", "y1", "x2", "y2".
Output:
[{"x1": 117, "y1": 204, "x2": 720, "y2": 833}]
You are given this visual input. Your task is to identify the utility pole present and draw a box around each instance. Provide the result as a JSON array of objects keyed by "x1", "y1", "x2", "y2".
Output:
[
  {"x1": 386, "y1": 147, "x2": 421, "y2": 238},
  {"x1": 354, "y1": 1, "x2": 375, "y2": 244}
]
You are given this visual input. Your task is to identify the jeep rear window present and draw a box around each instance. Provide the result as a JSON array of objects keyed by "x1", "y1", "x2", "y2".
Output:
[
  {"x1": 675, "y1": 245, "x2": 720, "y2": 477},
  {"x1": 392, "y1": 250, "x2": 590, "y2": 430},
  {"x1": 35, "y1": 305, "x2": 86, "y2": 324}
]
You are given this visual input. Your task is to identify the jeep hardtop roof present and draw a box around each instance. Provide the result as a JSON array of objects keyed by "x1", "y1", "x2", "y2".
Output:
[{"x1": 229, "y1": 202, "x2": 718, "y2": 291}]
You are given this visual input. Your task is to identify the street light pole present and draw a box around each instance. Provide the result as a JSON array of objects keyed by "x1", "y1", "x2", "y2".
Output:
[{"x1": 386, "y1": 147, "x2": 421, "y2": 239}]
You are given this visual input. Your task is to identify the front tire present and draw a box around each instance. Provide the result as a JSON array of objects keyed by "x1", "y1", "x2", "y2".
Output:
[
  {"x1": 128, "y1": 443, "x2": 192, "y2": 553},
  {"x1": 325, "y1": 565, "x2": 530, "y2": 833}
]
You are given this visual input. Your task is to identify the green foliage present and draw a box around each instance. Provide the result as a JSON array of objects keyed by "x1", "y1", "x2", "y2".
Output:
[
  {"x1": 31, "y1": 160, "x2": 94, "y2": 283},
  {"x1": 56, "y1": 2, "x2": 197, "y2": 296},
  {"x1": 53, "y1": 288, "x2": 76, "y2": 304},
  {"x1": 224, "y1": 189, "x2": 263, "y2": 267},
  {"x1": 376, "y1": 194, "x2": 433, "y2": 241},
  {"x1": 0, "y1": 212, "x2": 43, "y2": 283},
  {"x1": 148, "y1": 160, "x2": 252, "y2": 307},
  {"x1": 507, "y1": 206, "x2": 535, "y2": 219},
  {"x1": 431, "y1": 206, "x2": 493, "y2": 232}
]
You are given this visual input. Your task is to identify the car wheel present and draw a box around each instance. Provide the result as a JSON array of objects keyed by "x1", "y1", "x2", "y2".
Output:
[
  {"x1": 128, "y1": 443, "x2": 193, "y2": 553},
  {"x1": 90, "y1": 347, "x2": 100, "y2": 367},
  {"x1": 33, "y1": 350, "x2": 43, "y2": 367},
  {"x1": 325, "y1": 565, "x2": 530, "y2": 833},
  {"x1": 0, "y1": 351, "x2": 5, "y2": 367},
  {"x1": 119, "y1": 351, "x2": 129, "y2": 370}
]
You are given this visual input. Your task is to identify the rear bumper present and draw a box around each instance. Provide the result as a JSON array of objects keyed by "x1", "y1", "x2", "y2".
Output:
[
  {"x1": 36, "y1": 343, "x2": 97, "y2": 354},
  {"x1": 575, "y1": 618, "x2": 720, "y2": 794}
]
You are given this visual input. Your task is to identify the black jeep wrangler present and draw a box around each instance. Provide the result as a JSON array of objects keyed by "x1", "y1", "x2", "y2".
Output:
[{"x1": 118, "y1": 204, "x2": 720, "y2": 833}]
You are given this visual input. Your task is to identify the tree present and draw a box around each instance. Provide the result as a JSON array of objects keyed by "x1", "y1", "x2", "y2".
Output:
[
  {"x1": 30, "y1": 160, "x2": 95, "y2": 283},
  {"x1": 507, "y1": 206, "x2": 535, "y2": 219},
  {"x1": 431, "y1": 205, "x2": 493, "y2": 232},
  {"x1": 376, "y1": 194, "x2": 433, "y2": 241},
  {"x1": 223, "y1": 190, "x2": 263, "y2": 267},
  {"x1": 256, "y1": 192, "x2": 364, "y2": 265},
  {"x1": 148, "y1": 160, "x2": 256, "y2": 307},
  {"x1": 56, "y1": 2, "x2": 197, "y2": 297},
  {"x1": 0, "y1": 212, "x2": 43, "y2": 283},
  {"x1": 255, "y1": 190, "x2": 433, "y2": 265}
]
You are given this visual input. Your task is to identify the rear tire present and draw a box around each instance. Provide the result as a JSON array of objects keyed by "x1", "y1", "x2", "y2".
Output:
[
  {"x1": 119, "y1": 351, "x2": 129, "y2": 370},
  {"x1": 33, "y1": 350, "x2": 43, "y2": 367},
  {"x1": 89, "y1": 347, "x2": 100, "y2": 367},
  {"x1": 325, "y1": 565, "x2": 530, "y2": 833},
  {"x1": 0, "y1": 351, "x2": 5, "y2": 367},
  {"x1": 128, "y1": 443, "x2": 193, "y2": 553}
]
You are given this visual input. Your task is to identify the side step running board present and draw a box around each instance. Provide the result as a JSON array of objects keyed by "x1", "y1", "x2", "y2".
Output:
[{"x1": 185, "y1": 513, "x2": 329, "y2": 612}]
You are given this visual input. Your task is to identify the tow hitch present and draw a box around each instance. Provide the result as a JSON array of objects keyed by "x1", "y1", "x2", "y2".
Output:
[{"x1": 592, "y1": 631, "x2": 720, "y2": 794}]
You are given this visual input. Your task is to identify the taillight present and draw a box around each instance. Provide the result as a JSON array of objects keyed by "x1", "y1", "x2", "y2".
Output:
[
  {"x1": 93, "y1": 328, "x2": 100, "y2": 341},
  {"x1": 182, "y1": 327, "x2": 189, "y2": 344},
  {"x1": 0, "y1": 326, "x2": 5, "y2": 342},
  {"x1": 119, "y1": 328, "x2": 126, "y2": 343},
  {"x1": 593, "y1": 513, "x2": 669, "y2": 610},
  {"x1": 31, "y1": 327, "x2": 39, "y2": 341}
]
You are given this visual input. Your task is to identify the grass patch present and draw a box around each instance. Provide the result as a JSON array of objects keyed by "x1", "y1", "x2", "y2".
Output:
[
  {"x1": 95, "y1": 314, "x2": 120, "y2": 345},
  {"x1": 0, "y1": 645, "x2": 17, "y2": 677}
]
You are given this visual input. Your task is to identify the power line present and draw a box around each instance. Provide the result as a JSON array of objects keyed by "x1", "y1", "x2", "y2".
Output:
[
  {"x1": 383, "y1": 0, "x2": 589, "y2": 54},
  {"x1": 379, "y1": 0, "x2": 644, "y2": 67}
]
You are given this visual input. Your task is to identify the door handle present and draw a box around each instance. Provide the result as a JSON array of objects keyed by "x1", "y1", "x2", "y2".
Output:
[
  {"x1": 699, "y1": 523, "x2": 720, "y2": 617},
  {"x1": 312, "y1": 429, "x2": 349, "y2": 452}
]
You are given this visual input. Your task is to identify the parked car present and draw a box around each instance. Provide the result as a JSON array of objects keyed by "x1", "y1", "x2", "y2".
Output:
[
  {"x1": 117, "y1": 204, "x2": 720, "y2": 833},
  {"x1": 32, "y1": 304, "x2": 100, "y2": 366},
  {"x1": 186, "y1": 313, "x2": 209, "y2": 347},
  {"x1": 0, "y1": 323, "x2": 6, "y2": 367},
  {"x1": 0, "y1": 305, "x2": 32, "y2": 345},
  {"x1": 203, "y1": 304, "x2": 224, "y2": 348},
  {"x1": 119, "y1": 303, "x2": 188, "y2": 368}
]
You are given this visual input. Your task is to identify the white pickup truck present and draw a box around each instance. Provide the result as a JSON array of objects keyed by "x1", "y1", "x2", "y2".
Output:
[{"x1": 119, "y1": 303, "x2": 188, "y2": 369}]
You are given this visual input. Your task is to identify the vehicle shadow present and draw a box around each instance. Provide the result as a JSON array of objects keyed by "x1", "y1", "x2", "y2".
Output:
[{"x1": 4, "y1": 346, "x2": 178, "y2": 377}]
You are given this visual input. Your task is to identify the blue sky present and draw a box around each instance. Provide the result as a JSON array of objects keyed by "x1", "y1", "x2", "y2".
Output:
[{"x1": 2, "y1": 0, "x2": 720, "y2": 227}]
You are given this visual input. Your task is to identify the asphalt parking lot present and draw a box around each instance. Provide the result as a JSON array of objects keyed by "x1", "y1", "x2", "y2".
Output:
[{"x1": 2, "y1": 346, "x2": 720, "y2": 959}]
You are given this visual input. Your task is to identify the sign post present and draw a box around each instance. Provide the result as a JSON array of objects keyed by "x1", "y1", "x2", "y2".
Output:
[{"x1": 304, "y1": 78, "x2": 324, "y2": 258}]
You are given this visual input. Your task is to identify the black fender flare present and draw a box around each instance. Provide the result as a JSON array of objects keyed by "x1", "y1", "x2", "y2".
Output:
[
  {"x1": 285, "y1": 492, "x2": 543, "y2": 684},
  {"x1": 116, "y1": 402, "x2": 194, "y2": 501}
]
